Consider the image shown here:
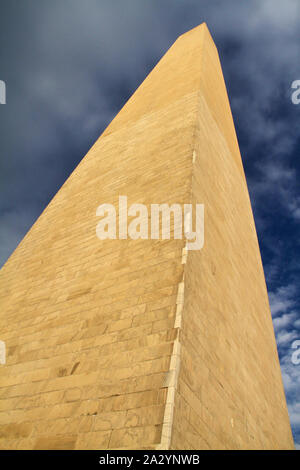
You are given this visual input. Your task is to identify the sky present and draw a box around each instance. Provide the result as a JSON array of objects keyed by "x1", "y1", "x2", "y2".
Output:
[{"x1": 0, "y1": 0, "x2": 299, "y2": 447}]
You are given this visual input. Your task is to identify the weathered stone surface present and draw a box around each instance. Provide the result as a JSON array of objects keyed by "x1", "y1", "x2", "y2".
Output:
[{"x1": 0, "y1": 23, "x2": 294, "y2": 449}]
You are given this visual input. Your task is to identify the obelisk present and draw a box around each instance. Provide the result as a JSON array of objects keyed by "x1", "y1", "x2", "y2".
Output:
[{"x1": 0, "y1": 24, "x2": 294, "y2": 449}]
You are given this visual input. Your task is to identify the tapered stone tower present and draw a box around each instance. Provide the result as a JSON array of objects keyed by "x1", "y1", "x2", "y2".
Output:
[{"x1": 0, "y1": 24, "x2": 294, "y2": 450}]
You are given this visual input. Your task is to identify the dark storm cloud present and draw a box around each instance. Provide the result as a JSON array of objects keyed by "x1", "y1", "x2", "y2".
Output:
[{"x1": 0, "y1": 0, "x2": 299, "y2": 445}]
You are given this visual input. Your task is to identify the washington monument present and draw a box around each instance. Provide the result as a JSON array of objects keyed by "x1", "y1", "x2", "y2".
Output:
[{"x1": 0, "y1": 24, "x2": 294, "y2": 449}]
